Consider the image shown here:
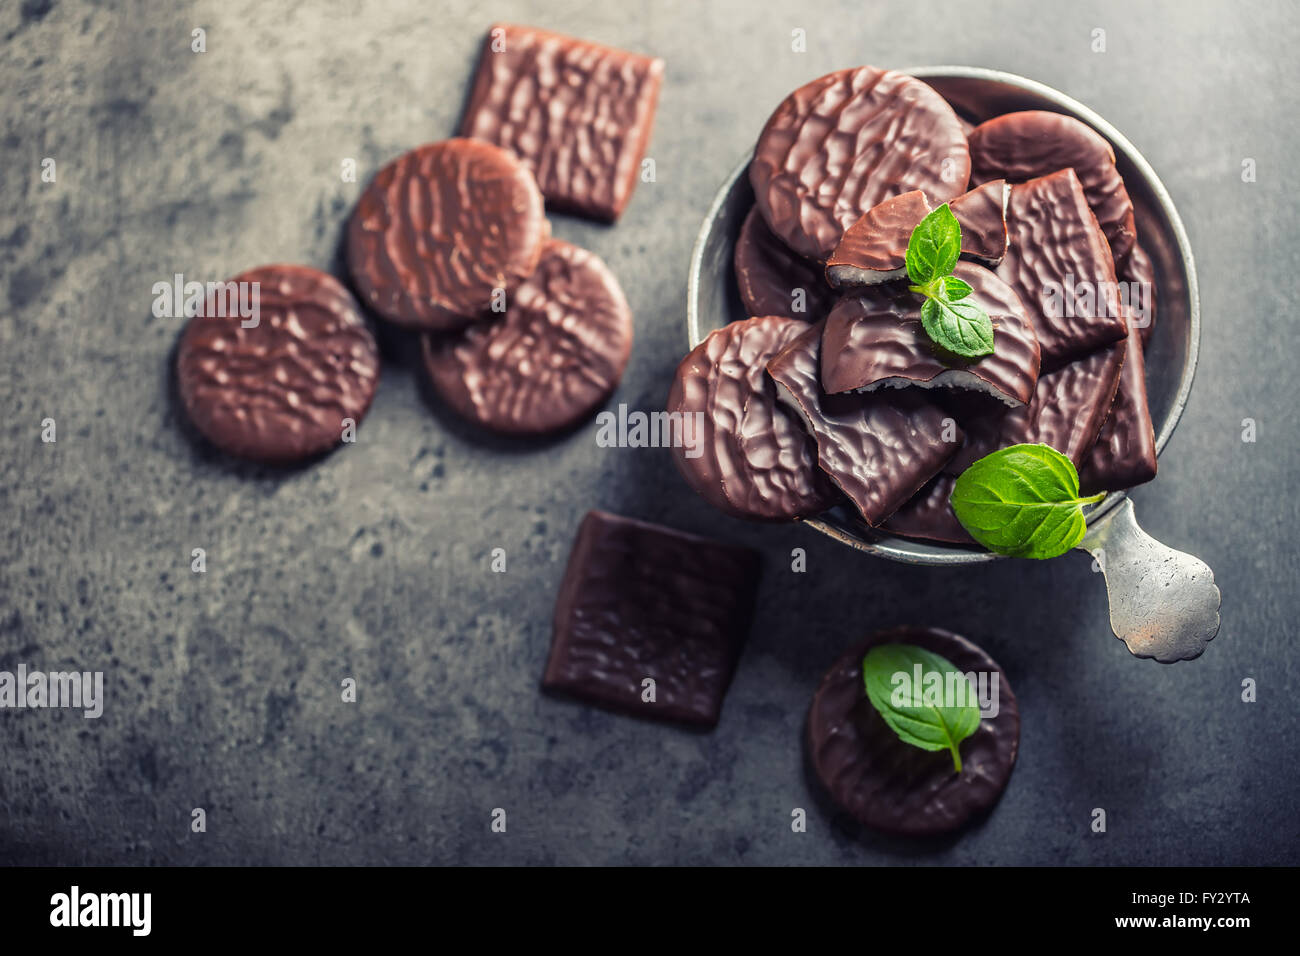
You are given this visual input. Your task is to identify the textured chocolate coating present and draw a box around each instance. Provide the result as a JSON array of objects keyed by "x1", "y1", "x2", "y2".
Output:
[
  {"x1": 968, "y1": 109, "x2": 1137, "y2": 263},
  {"x1": 459, "y1": 23, "x2": 664, "y2": 222},
  {"x1": 808, "y1": 626, "x2": 1020, "y2": 836},
  {"x1": 176, "y1": 265, "x2": 380, "y2": 463},
  {"x1": 543, "y1": 510, "x2": 761, "y2": 727},
  {"x1": 997, "y1": 168, "x2": 1128, "y2": 366},
  {"x1": 1079, "y1": 322, "x2": 1157, "y2": 494},
  {"x1": 948, "y1": 179, "x2": 1011, "y2": 264},
  {"x1": 944, "y1": 338, "x2": 1127, "y2": 475},
  {"x1": 668, "y1": 316, "x2": 837, "y2": 521},
  {"x1": 825, "y1": 191, "x2": 932, "y2": 286},
  {"x1": 820, "y1": 262, "x2": 1040, "y2": 406},
  {"x1": 827, "y1": 183, "x2": 1009, "y2": 288},
  {"x1": 750, "y1": 66, "x2": 970, "y2": 262},
  {"x1": 1120, "y1": 242, "x2": 1158, "y2": 346},
  {"x1": 881, "y1": 474, "x2": 974, "y2": 545},
  {"x1": 347, "y1": 138, "x2": 547, "y2": 330},
  {"x1": 734, "y1": 207, "x2": 835, "y2": 320},
  {"x1": 767, "y1": 323, "x2": 960, "y2": 526},
  {"x1": 422, "y1": 239, "x2": 632, "y2": 435}
]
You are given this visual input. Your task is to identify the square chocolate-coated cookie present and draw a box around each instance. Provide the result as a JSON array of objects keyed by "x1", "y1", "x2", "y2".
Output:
[
  {"x1": 997, "y1": 168, "x2": 1129, "y2": 367},
  {"x1": 543, "y1": 510, "x2": 761, "y2": 727},
  {"x1": 459, "y1": 23, "x2": 664, "y2": 222}
]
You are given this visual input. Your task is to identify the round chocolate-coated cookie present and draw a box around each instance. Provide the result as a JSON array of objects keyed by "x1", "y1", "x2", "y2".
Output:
[
  {"x1": 422, "y1": 239, "x2": 632, "y2": 435},
  {"x1": 176, "y1": 264, "x2": 381, "y2": 463},
  {"x1": 750, "y1": 66, "x2": 971, "y2": 262},
  {"x1": 347, "y1": 138, "x2": 548, "y2": 331},
  {"x1": 668, "y1": 315, "x2": 837, "y2": 522},
  {"x1": 968, "y1": 110, "x2": 1137, "y2": 264},
  {"x1": 733, "y1": 207, "x2": 834, "y2": 320},
  {"x1": 808, "y1": 626, "x2": 1019, "y2": 836}
]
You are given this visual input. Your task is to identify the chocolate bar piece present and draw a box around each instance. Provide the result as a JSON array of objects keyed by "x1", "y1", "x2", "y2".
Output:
[
  {"x1": 543, "y1": 511, "x2": 760, "y2": 727},
  {"x1": 734, "y1": 207, "x2": 834, "y2": 321},
  {"x1": 807, "y1": 626, "x2": 1020, "y2": 836},
  {"x1": 819, "y1": 262, "x2": 1040, "y2": 407},
  {"x1": 996, "y1": 168, "x2": 1129, "y2": 366},
  {"x1": 766, "y1": 323, "x2": 960, "y2": 525},
  {"x1": 459, "y1": 23, "x2": 664, "y2": 222},
  {"x1": 944, "y1": 337, "x2": 1127, "y2": 475},
  {"x1": 825, "y1": 181, "x2": 1010, "y2": 288},
  {"x1": 1079, "y1": 322, "x2": 1157, "y2": 494},
  {"x1": 825, "y1": 190, "x2": 934, "y2": 287}
]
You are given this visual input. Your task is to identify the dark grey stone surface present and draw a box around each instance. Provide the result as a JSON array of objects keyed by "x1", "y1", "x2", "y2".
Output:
[{"x1": 1, "y1": 0, "x2": 1296, "y2": 866}]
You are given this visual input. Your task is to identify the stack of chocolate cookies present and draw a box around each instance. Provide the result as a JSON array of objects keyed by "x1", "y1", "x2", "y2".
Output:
[{"x1": 177, "y1": 23, "x2": 664, "y2": 460}]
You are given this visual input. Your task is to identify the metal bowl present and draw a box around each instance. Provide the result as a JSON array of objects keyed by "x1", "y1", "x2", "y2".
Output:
[{"x1": 686, "y1": 66, "x2": 1201, "y2": 567}]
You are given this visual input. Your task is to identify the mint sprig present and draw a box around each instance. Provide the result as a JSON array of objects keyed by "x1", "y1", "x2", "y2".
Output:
[
  {"x1": 905, "y1": 204, "x2": 994, "y2": 359},
  {"x1": 949, "y1": 443, "x2": 1106, "y2": 559},
  {"x1": 862, "y1": 643, "x2": 981, "y2": 774}
]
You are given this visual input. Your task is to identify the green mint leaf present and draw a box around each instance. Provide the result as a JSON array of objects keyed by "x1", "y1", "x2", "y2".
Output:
[
  {"x1": 905, "y1": 203, "x2": 961, "y2": 286},
  {"x1": 862, "y1": 643, "x2": 982, "y2": 774},
  {"x1": 941, "y1": 275, "x2": 972, "y2": 301},
  {"x1": 904, "y1": 204, "x2": 997, "y2": 361},
  {"x1": 949, "y1": 443, "x2": 1107, "y2": 559},
  {"x1": 920, "y1": 296, "x2": 995, "y2": 358}
]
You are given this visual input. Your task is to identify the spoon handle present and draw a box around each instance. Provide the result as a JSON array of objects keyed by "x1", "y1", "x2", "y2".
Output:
[{"x1": 1078, "y1": 497, "x2": 1221, "y2": 663}]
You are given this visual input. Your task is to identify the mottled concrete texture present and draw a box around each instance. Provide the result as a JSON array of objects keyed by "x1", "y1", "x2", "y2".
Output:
[{"x1": 1, "y1": 0, "x2": 1297, "y2": 866}]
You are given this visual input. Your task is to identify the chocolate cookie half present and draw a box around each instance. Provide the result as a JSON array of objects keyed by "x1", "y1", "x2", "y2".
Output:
[
  {"x1": 176, "y1": 264, "x2": 380, "y2": 463},
  {"x1": 948, "y1": 180, "x2": 1012, "y2": 265},
  {"x1": 808, "y1": 626, "x2": 1020, "y2": 836},
  {"x1": 422, "y1": 239, "x2": 632, "y2": 435},
  {"x1": 767, "y1": 322, "x2": 960, "y2": 526},
  {"x1": 819, "y1": 262, "x2": 1040, "y2": 407},
  {"x1": 825, "y1": 181, "x2": 1010, "y2": 288}
]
